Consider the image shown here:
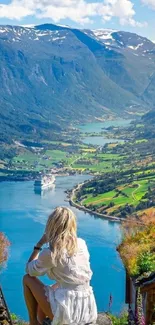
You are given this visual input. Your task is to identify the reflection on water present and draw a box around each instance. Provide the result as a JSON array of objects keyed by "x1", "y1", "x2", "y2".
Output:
[{"x1": 34, "y1": 184, "x2": 56, "y2": 197}]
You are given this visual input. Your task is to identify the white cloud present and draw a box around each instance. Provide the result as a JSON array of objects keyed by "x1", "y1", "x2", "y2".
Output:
[
  {"x1": 141, "y1": 0, "x2": 155, "y2": 9},
  {"x1": 0, "y1": 0, "x2": 146, "y2": 27},
  {"x1": 0, "y1": 3, "x2": 33, "y2": 20},
  {"x1": 97, "y1": 0, "x2": 147, "y2": 27}
]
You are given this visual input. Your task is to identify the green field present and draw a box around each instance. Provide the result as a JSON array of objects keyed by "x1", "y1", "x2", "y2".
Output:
[
  {"x1": 81, "y1": 178, "x2": 155, "y2": 215},
  {"x1": 45, "y1": 150, "x2": 67, "y2": 161},
  {"x1": 12, "y1": 150, "x2": 69, "y2": 171},
  {"x1": 70, "y1": 152, "x2": 127, "y2": 172}
]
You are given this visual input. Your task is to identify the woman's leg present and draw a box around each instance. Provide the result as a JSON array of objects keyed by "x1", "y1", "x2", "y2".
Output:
[
  {"x1": 37, "y1": 283, "x2": 59, "y2": 324},
  {"x1": 37, "y1": 306, "x2": 46, "y2": 325},
  {"x1": 23, "y1": 274, "x2": 54, "y2": 325}
]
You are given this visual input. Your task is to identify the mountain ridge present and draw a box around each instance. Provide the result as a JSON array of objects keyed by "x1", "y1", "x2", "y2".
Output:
[{"x1": 0, "y1": 23, "x2": 155, "y2": 143}]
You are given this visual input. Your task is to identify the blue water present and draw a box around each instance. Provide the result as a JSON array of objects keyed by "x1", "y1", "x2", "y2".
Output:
[
  {"x1": 79, "y1": 119, "x2": 131, "y2": 146},
  {"x1": 79, "y1": 119, "x2": 132, "y2": 133},
  {"x1": 0, "y1": 176, "x2": 126, "y2": 320},
  {"x1": 82, "y1": 137, "x2": 124, "y2": 146}
]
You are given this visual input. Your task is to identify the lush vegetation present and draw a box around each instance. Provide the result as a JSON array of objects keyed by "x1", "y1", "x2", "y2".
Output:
[
  {"x1": 76, "y1": 170, "x2": 155, "y2": 218},
  {"x1": 117, "y1": 210, "x2": 155, "y2": 277},
  {"x1": 73, "y1": 114, "x2": 155, "y2": 218},
  {"x1": 109, "y1": 311, "x2": 128, "y2": 325},
  {"x1": 1, "y1": 111, "x2": 155, "y2": 220},
  {"x1": 11, "y1": 314, "x2": 28, "y2": 325}
]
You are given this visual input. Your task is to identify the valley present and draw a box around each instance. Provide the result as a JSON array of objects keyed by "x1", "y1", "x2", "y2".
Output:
[
  {"x1": 69, "y1": 116, "x2": 155, "y2": 219},
  {"x1": 0, "y1": 23, "x2": 154, "y2": 219},
  {"x1": 1, "y1": 115, "x2": 155, "y2": 219}
]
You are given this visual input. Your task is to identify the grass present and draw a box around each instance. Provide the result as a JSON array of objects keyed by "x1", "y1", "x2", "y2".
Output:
[
  {"x1": 74, "y1": 152, "x2": 130, "y2": 173},
  {"x1": 45, "y1": 150, "x2": 67, "y2": 161},
  {"x1": 81, "y1": 148, "x2": 96, "y2": 153},
  {"x1": 12, "y1": 150, "x2": 69, "y2": 171},
  {"x1": 12, "y1": 141, "x2": 144, "y2": 175},
  {"x1": 11, "y1": 314, "x2": 28, "y2": 325},
  {"x1": 12, "y1": 147, "x2": 107, "y2": 172},
  {"x1": 83, "y1": 186, "x2": 135, "y2": 206},
  {"x1": 135, "y1": 139, "x2": 148, "y2": 143},
  {"x1": 13, "y1": 152, "x2": 37, "y2": 163},
  {"x1": 64, "y1": 151, "x2": 128, "y2": 173},
  {"x1": 97, "y1": 153, "x2": 125, "y2": 160},
  {"x1": 42, "y1": 140, "x2": 72, "y2": 146},
  {"x1": 81, "y1": 178, "x2": 154, "y2": 214}
]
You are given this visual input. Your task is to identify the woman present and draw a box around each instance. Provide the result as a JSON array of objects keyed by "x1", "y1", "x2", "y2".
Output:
[{"x1": 23, "y1": 207, "x2": 97, "y2": 325}]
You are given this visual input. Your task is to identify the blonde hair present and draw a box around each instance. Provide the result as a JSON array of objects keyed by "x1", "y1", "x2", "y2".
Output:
[{"x1": 45, "y1": 207, "x2": 77, "y2": 265}]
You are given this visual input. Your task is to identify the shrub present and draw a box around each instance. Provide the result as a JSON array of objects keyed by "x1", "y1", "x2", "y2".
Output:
[
  {"x1": 11, "y1": 314, "x2": 28, "y2": 325},
  {"x1": 0, "y1": 232, "x2": 10, "y2": 269},
  {"x1": 117, "y1": 210, "x2": 155, "y2": 277},
  {"x1": 137, "y1": 251, "x2": 155, "y2": 274},
  {"x1": 109, "y1": 311, "x2": 128, "y2": 325}
]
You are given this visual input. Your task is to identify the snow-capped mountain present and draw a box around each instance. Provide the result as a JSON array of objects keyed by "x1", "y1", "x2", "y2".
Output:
[
  {"x1": 0, "y1": 25, "x2": 68, "y2": 44},
  {"x1": 86, "y1": 29, "x2": 155, "y2": 57},
  {"x1": 0, "y1": 23, "x2": 155, "y2": 143}
]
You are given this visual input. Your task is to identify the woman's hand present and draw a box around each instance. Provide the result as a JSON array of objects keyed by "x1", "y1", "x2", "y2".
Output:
[
  {"x1": 36, "y1": 234, "x2": 47, "y2": 248},
  {"x1": 52, "y1": 283, "x2": 59, "y2": 291},
  {"x1": 27, "y1": 234, "x2": 48, "y2": 264}
]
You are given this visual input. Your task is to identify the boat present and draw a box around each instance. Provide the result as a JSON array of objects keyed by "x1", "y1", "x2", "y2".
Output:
[
  {"x1": 34, "y1": 175, "x2": 55, "y2": 189},
  {"x1": 34, "y1": 184, "x2": 55, "y2": 196}
]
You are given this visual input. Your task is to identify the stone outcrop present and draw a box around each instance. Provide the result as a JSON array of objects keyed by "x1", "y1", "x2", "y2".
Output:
[
  {"x1": 43, "y1": 313, "x2": 112, "y2": 325},
  {"x1": 97, "y1": 313, "x2": 112, "y2": 325}
]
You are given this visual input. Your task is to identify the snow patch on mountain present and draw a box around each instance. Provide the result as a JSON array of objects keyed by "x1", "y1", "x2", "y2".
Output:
[
  {"x1": 128, "y1": 43, "x2": 144, "y2": 50},
  {"x1": 0, "y1": 26, "x2": 68, "y2": 45},
  {"x1": 20, "y1": 24, "x2": 35, "y2": 28},
  {"x1": 92, "y1": 29, "x2": 117, "y2": 42},
  {"x1": 52, "y1": 36, "x2": 66, "y2": 42}
]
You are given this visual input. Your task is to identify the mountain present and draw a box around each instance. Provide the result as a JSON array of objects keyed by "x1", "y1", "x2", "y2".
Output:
[
  {"x1": 0, "y1": 23, "x2": 155, "y2": 143},
  {"x1": 142, "y1": 109, "x2": 155, "y2": 123},
  {"x1": 141, "y1": 109, "x2": 155, "y2": 138}
]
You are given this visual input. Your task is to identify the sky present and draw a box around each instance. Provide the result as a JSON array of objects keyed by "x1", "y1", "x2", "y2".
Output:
[{"x1": 0, "y1": 0, "x2": 155, "y2": 41}]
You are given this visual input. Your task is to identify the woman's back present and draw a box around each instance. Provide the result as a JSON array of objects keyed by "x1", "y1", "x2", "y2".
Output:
[
  {"x1": 48, "y1": 238, "x2": 93, "y2": 286},
  {"x1": 24, "y1": 207, "x2": 97, "y2": 325},
  {"x1": 27, "y1": 238, "x2": 93, "y2": 287}
]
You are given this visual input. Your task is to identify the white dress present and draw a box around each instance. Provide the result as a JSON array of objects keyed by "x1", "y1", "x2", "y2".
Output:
[{"x1": 26, "y1": 238, "x2": 97, "y2": 325}]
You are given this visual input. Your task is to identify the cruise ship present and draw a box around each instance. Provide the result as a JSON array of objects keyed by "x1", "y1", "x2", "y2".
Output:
[{"x1": 34, "y1": 175, "x2": 55, "y2": 189}]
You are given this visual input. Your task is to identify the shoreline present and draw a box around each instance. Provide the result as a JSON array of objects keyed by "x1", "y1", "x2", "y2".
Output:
[
  {"x1": 0, "y1": 172, "x2": 78, "y2": 182},
  {"x1": 1, "y1": 174, "x2": 125, "y2": 223},
  {"x1": 0, "y1": 170, "x2": 95, "y2": 183},
  {"x1": 68, "y1": 181, "x2": 125, "y2": 223}
]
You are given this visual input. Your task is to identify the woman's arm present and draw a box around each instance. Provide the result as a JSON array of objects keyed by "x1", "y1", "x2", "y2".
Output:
[
  {"x1": 27, "y1": 234, "x2": 47, "y2": 263},
  {"x1": 26, "y1": 234, "x2": 52, "y2": 277}
]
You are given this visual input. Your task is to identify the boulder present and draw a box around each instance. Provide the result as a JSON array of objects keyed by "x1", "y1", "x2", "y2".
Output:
[{"x1": 97, "y1": 313, "x2": 112, "y2": 325}]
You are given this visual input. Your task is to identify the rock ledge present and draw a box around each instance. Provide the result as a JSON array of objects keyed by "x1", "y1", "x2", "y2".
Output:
[
  {"x1": 97, "y1": 313, "x2": 112, "y2": 325},
  {"x1": 43, "y1": 313, "x2": 112, "y2": 325}
]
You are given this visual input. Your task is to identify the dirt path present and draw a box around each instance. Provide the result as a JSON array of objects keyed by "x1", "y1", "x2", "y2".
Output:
[{"x1": 132, "y1": 183, "x2": 141, "y2": 201}]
